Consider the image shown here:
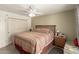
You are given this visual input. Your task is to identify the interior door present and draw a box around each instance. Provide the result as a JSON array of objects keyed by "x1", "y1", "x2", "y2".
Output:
[
  {"x1": 7, "y1": 17, "x2": 27, "y2": 42},
  {"x1": 0, "y1": 15, "x2": 8, "y2": 48},
  {"x1": 76, "y1": 5, "x2": 79, "y2": 43}
]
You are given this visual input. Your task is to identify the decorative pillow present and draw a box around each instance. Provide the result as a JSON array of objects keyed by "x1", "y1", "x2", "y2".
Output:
[{"x1": 34, "y1": 28, "x2": 51, "y2": 33}]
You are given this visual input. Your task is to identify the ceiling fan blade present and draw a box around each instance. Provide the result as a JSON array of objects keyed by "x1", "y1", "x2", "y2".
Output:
[{"x1": 18, "y1": 5, "x2": 41, "y2": 17}]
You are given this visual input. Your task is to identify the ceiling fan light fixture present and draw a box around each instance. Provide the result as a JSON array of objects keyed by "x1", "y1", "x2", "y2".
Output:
[{"x1": 29, "y1": 13, "x2": 35, "y2": 17}]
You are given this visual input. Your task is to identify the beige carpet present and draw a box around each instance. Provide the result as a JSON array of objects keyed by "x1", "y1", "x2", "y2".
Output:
[
  {"x1": 64, "y1": 44, "x2": 79, "y2": 54},
  {"x1": 0, "y1": 44, "x2": 63, "y2": 54},
  {"x1": 0, "y1": 44, "x2": 19, "y2": 54},
  {"x1": 0, "y1": 43, "x2": 78, "y2": 54}
]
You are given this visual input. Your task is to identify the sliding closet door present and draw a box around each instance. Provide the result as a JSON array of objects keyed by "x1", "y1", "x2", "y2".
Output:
[
  {"x1": 0, "y1": 15, "x2": 8, "y2": 48},
  {"x1": 7, "y1": 17, "x2": 28, "y2": 42}
]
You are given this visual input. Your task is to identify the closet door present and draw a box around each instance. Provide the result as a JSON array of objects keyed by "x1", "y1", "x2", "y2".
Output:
[
  {"x1": 0, "y1": 15, "x2": 8, "y2": 48},
  {"x1": 76, "y1": 5, "x2": 79, "y2": 43},
  {"x1": 7, "y1": 17, "x2": 27, "y2": 42}
]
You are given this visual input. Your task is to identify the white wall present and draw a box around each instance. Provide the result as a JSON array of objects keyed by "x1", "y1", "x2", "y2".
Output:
[
  {"x1": 32, "y1": 10, "x2": 76, "y2": 43},
  {"x1": 0, "y1": 10, "x2": 31, "y2": 48}
]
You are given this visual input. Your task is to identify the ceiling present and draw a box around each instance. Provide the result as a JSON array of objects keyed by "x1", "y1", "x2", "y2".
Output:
[{"x1": 0, "y1": 4, "x2": 76, "y2": 17}]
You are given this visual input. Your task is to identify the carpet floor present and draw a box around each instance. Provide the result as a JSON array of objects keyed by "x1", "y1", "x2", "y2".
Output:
[{"x1": 0, "y1": 44, "x2": 64, "y2": 54}]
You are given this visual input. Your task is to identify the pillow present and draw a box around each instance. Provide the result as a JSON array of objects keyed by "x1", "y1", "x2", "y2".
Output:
[{"x1": 34, "y1": 28, "x2": 51, "y2": 33}]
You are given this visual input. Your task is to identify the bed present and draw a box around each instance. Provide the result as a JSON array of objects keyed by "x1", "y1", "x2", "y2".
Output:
[{"x1": 11, "y1": 25, "x2": 56, "y2": 54}]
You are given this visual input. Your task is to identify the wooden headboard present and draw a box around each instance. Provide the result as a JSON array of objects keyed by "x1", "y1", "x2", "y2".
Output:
[{"x1": 35, "y1": 25, "x2": 56, "y2": 39}]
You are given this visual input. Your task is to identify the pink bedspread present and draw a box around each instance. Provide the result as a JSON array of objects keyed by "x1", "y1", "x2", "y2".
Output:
[{"x1": 12, "y1": 32, "x2": 54, "y2": 54}]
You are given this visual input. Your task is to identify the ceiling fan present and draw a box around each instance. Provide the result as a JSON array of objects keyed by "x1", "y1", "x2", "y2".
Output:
[{"x1": 20, "y1": 5, "x2": 41, "y2": 17}]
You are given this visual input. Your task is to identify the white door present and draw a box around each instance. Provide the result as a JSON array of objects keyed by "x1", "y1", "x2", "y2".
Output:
[
  {"x1": 76, "y1": 5, "x2": 79, "y2": 44},
  {"x1": 0, "y1": 15, "x2": 8, "y2": 48},
  {"x1": 7, "y1": 17, "x2": 28, "y2": 43}
]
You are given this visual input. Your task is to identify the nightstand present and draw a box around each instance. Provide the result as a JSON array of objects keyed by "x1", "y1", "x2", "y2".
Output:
[{"x1": 54, "y1": 35, "x2": 66, "y2": 48}]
